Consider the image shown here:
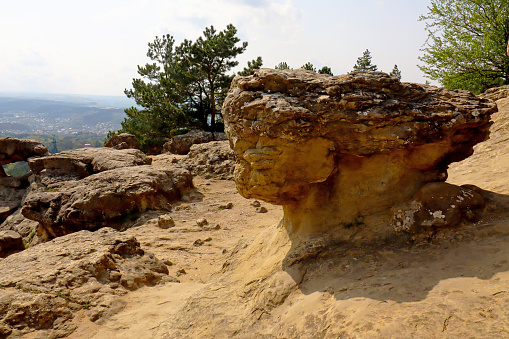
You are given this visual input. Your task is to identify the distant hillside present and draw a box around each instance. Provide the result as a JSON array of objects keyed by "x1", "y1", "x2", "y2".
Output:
[{"x1": 0, "y1": 93, "x2": 133, "y2": 135}]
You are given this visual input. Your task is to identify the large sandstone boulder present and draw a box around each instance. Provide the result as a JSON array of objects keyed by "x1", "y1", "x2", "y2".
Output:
[
  {"x1": 105, "y1": 133, "x2": 139, "y2": 150},
  {"x1": 0, "y1": 228, "x2": 173, "y2": 338},
  {"x1": 163, "y1": 129, "x2": 227, "y2": 155},
  {"x1": 28, "y1": 147, "x2": 152, "y2": 188},
  {"x1": 22, "y1": 165, "x2": 193, "y2": 241},
  {"x1": 155, "y1": 140, "x2": 236, "y2": 179},
  {"x1": 223, "y1": 69, "x2": 496, "y2": 242}
]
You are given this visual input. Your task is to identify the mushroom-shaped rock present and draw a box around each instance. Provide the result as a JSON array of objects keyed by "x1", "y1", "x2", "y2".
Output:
[{"x1": 223, "y1": 69, "x2": 496, "y2": 241}]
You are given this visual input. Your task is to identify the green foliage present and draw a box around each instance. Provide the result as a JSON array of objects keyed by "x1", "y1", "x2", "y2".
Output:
[
  {"x1": 120, "y1": 24, "x2": 256, "y2": 151},
  {"x1": 419, "y1": 0, "x2": 509, "y2": 94},
  {"x1": 318, "y1": 66, "x2": 333, "y2": 75},
  {"x1": 275, "y1": 61, "x2": 292, "y2": 70},
  {"x1": 353, "y1": 49, "x2": 378, "y2": 71},
  {"x1": 301, "y1": 62, "x2": 317, "y2": 72},
  {"x1": 237, "y1": 56, "x2": 263, "y2": 76},
  {"x1": 275, "y1": 62, "x2": 333, "y2": 75},
  {"x1": 389, "y1": 64, "x2": 402, "y2": 80},
  {"x1": 3, "y1": 161, "x2": 29, "y2": 176}
]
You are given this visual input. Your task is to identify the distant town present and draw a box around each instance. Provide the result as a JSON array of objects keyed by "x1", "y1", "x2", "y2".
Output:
[{"x1": 0, "y1": 93, "x2": 131, "y2": 136}]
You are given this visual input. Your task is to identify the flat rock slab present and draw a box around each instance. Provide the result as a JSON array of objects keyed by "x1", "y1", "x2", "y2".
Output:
[
  {"x1": 22, "y1": 165, "x2": 193, "y2": 240},
  {"x1": 0, "y1": 228, "x2": 173, "y2": 338}
]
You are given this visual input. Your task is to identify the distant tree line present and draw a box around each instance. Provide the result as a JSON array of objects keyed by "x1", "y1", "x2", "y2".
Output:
[
  {"x1": 275, "y1": 61, "x2": 334, "y2": 75},
  {"x1": 274, "y1": 51, "x2": 402, "y2": 80}
]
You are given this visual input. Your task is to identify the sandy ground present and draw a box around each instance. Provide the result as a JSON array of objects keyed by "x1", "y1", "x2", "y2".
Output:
[{"x1": 61, "y1": 98, "x2": 509, "y2": 338}]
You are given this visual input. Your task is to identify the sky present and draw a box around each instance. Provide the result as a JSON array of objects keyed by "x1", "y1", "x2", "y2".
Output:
[{"x1": 0, "y1": 0, "x2": 435, "y2": 97}]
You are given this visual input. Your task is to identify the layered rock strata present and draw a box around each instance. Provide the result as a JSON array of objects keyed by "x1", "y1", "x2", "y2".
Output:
[{"x1": 223, "y1": 69, "x2": 496, "y2": 241}]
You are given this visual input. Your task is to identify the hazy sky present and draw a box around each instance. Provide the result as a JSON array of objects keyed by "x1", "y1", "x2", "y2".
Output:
[{"x1": 0, "y1": 0, "x2": 434, "y2": 96}]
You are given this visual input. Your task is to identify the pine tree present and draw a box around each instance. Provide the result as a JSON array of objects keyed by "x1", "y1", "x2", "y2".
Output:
[
  {"x1": 301, "y1": 62, "x2": 316, "y2": 72},
  {"x1": 318, "y1": 66, "x2": 333, "y2": 75},
  {"x1": 389, "y1": 65, "x2": 402, "y2": 80},
  {"x1": 353, "y1": 49, "x2": 378, "y2": 71},
  {"x1": 275, "y1": 62, "x2": 291, "y2": 70},
  {"x1": 118, "y1": 24, "x2": 258, "y2": 151},
  {"x1": 237, "y1": 56, "x2": 263, "y2": 76}
]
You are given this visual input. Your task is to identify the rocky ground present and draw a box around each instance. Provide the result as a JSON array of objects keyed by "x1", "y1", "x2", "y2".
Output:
[{"x1": 2, "y1": 97, "x2": 509, "y2": 338}]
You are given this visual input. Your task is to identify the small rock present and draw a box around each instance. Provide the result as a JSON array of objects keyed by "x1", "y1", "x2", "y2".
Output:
[
  {"x1": 0, "y1": 230, "x2": 24, "y2": 257},
  {"x1": 193, "y1": 239, "x2": 204, "y2": 246},
  {"x1": 175, "y1": 204, "x2": 191, "y2": 211},
  {"x1": 163, "y1": 260, "x2": 174, "y2": 266},
  {"x1": 255, "y1": 207, "x2": 268, "y2": 213},
  {"x1": 157, "y1": 214, "x2": 175, "y2": 229},
  {"x1": 177, "y1": 268, "x2": 187, "y2": 275},
  {"x1": 251, "y1": 200, "x2": 261, "y2": 207},
  {"x1": 218, "y1": 202, "x2": 234, "y2": 210},
  {"x1": 196, "y1": 218, "x2": 208, "y2": 227}
]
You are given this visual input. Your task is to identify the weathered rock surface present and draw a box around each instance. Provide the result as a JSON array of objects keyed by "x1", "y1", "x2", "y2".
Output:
[
  {"x1": 0, "y1": 230, "x2": 24, "y2": 257},
  {"x1": 0, "y1": 228, "x2": 173, "y2": 338},
  {"x1": 0, "y1": 185, "x2": 26, "y2": 225},
  {"x1": 22, "y1": 165, "x2": 193, "y2": 240},
  {"x1": 105, "y1": 133, "x2": 139, "y2": 150},
  {"x1": 392, "y1": 182, "x2": 485, "y2": 235},
  {"x1": 223, "y1": 69, "x2": 496, "y2": 241},
  {"x1": 156, "y1": 140, "x2": 236, "y2": 179},
  {"x1": 481, "y1": 85, "x2": 509, "y2": 101},
  {"x1": 0, "y1": 137, "x2": 49, "y2": 176},
  {"x1": 0, "y1": 209, "x2": 40, "y2": 247},
  {"x1": 163, "y1": 130, "x2": 227, "y2": 155},
  {"x1": 27, "y1": 148, "x2": 151, "y2": 189}
]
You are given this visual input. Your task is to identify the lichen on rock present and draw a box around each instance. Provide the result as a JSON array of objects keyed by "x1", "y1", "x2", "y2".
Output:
[{"x1": 223, "y1": 69, "x2": 496, "y2": 242}]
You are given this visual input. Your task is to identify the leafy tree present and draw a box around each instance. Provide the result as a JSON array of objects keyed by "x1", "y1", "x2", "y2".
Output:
[
  {"x1": 389, "y1": 64, "x2": 402, "y2": 80},
  {"x1": 419, "y1": 0, "x2": 509, "y2": 94},
  {"x1": 275, "y1": 62, "x2": 292, "y2": 70},
  {"x1": 318, "y1": 66, "x2": 333, "y2": 75},
  {"x1": 353, "y1": 49, "x2": 378, "y2": 71},
  {"x1": 301, "y1": 62, "x2": 317, "y2": 72},
  {"x1": 119, "y1": 24, "x2": 255, "y2": 151},
  {"x1": 238, "y1": 56, "x2": 263, "y2": 76}
]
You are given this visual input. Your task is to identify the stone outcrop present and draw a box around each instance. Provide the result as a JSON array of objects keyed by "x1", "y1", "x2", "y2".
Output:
[
  {"x1": 0, "y1": 228, "x2": 174, "y2": 338},
  {"x1": 0, "y1": 137, "x2": 49, "y2": 177},
  {"x1": 22, "y1": 165, "x2": 193, "y2": 241},
  {"x1": 155, "y1": 140, "x2": 235, "y2": 179},
  {"x1": 28, "y1": 147, "x2": 152, "y2": 188},
  {"x1": 223, "y1": 69, "x2": 496, "y2": 242},
  {"x1": 105, "y1": 133, "x2": 139, "y2": 150},
  {"x1": 0, "y1": 184, "x2": 26, "y2": 225},
  {"x1": 0, "y1": 230, "x2": 24, "y2": 257},
  {"x1": 481, "y1": 85, "x2": 509, "y2": 101},
  {"x1": 163, "y1": 130, "x2": 227, "y2": 155}
]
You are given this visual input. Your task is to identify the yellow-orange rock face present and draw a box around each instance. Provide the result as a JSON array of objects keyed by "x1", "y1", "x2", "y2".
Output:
[{"x1": 223, "y1": 69, "x2": 496, "y2": 241}]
